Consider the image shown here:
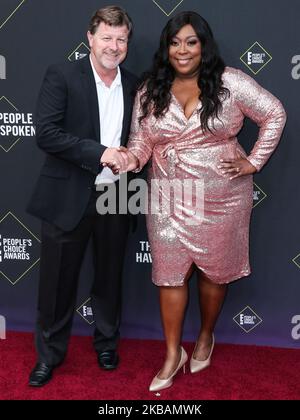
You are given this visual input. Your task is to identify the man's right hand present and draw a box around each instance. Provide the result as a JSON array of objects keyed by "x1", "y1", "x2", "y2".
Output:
[
  {"x1": 101, "y1": 147, "x2": 139, "y2": 174},
  {"x1": 100, "y1": 147, "x2": 129, "y2": 173}
]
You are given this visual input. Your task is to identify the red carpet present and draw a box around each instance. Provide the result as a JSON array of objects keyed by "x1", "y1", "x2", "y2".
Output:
[{"x1": 0, "y1": 332, "x2": 299, "y2": 400}]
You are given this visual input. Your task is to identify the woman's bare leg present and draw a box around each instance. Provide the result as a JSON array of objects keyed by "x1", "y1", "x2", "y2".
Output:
[
  {"x1": 193, "y1": 271, "x2": 227, "y2": 360},
  {"x1": 156, "y1": 266, "x2": 194, "y2": 379}
]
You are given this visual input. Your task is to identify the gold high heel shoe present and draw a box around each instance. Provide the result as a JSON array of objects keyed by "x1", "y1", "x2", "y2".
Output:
[
  {"x1": 149, "y1": 346, "x2": 188, "y2": 392},
  {"x1": 190, "y1": 334, "x2": 215, "y2": 374}
]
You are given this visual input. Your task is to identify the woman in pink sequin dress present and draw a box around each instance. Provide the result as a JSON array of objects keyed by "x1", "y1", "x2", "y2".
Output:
[{"x1": 104, "y1": 11, "x2": 286, "y2": 391}]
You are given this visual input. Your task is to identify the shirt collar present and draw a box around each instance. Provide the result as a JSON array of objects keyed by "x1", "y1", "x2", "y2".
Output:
[{"x1": 89, "y1": 55, "x2": 121, "y2": 89}]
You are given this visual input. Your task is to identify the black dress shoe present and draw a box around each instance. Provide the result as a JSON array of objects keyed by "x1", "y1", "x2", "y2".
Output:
[
  {"x1": 97, "y1": 350, "x2": 119, "y2": 370},
  {"x1": 29, "y1": 362, "x2": 54, "y2": 387}
]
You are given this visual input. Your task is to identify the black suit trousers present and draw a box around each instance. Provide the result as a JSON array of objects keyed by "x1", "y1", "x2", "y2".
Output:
[{"x1": 35, "y1": 184, "x2": 130, "y2": 366}]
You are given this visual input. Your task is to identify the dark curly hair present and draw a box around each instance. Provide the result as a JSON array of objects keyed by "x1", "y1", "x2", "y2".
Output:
[{"x1": 139, "y1": 11, "x2": 229, "y2": 132}]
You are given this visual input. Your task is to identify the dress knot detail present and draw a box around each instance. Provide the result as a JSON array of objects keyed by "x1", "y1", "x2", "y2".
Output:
[
  {"x1": 160, "y1": 144, "x2": 179, "y2": 178},
  {"x1": 161, "y1": 144, "x2": 179, "y2": 165}
]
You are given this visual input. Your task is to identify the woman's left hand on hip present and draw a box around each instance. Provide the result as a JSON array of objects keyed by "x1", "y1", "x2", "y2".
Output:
[{"x1": 218, "y1": 150, "x2": 257, "y2": 180}]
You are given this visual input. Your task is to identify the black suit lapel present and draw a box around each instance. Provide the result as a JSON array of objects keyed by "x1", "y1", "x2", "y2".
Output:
[
  {"x1": 120, "y1": 69, "x2": 134, "y2": 146},
  {"x1": 80, "y1": 56, "x2": 100, "y2": 142}
]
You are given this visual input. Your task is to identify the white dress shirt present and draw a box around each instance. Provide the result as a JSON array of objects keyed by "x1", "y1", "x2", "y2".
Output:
[{"x1": 90, "y1": 56, "x2": 124, "y2": 184}]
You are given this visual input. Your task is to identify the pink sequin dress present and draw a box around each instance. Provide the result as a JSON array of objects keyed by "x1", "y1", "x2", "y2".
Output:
[{"x1": 127, "y1": 67, "x2": 286, "y2": 286}]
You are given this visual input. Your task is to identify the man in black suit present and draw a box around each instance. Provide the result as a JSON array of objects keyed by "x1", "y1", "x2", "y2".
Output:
[{"x1": 27, "y1": 6, "x2": 138, "y2": 386}]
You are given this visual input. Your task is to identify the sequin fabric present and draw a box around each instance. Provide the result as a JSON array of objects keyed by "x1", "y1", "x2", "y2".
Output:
[{"x1": 127, "y1": 67, "x2": 286, "y2": 286}]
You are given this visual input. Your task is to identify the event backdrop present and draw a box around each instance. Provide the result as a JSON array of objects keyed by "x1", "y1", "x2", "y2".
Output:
[{"x1": 0, "y1": 0, "x2": 299, "y2": 348}]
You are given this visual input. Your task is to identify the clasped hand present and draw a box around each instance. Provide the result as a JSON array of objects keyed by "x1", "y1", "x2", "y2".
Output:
[{"x1": 100, "y1": 146, "x2": 138, "y2": 174}]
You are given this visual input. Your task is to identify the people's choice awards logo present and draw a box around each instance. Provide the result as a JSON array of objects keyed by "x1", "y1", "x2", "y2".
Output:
[
  {"x1": 291, "y1": 315, "x2": 300, "y2": 340},
  {"x1": 0, "y1": 315, "x2": 6, "y2": 340},
  {"x1": 233, "y1": 306, "x2": 262, "y2": 333},
  {"x1": 0, "y1": 212, "x2": 40, "y2": 285},
  {"x1": 0, "y1": 55, "x2": 6, "y2": 79},
  {"x1": 240, "y1": 42, "x2": 272, "y2": 74},
  {"x1": 68, "y1": 42, "x2": 90, "y2": 62},
  {"x1": 253, "y1": 182, "x2": 267, "y2": 208},
  {"x1": 291, "y1": 55, "x2": 300, "y2": 80},
  {"x1": 0, "y1": 0, "x2": 26, "y2": 30},
  {"x1": 152, "y1": 0, "x2": 184, "y2": 16},
  {"x1": 0, "y1": 96, "x2": 35, "y2": 152},
  {"x1": 77, "y1": 298, "x2": 94, "y2": 325}
]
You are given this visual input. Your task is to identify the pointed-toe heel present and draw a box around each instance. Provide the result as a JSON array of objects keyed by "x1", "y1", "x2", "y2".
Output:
[
  {"x1": 190, "y1": 334, "x2": 215, "y2": 374},
  {"x1": 149, "y1": 346, "x2": 188, "y2": 392}
]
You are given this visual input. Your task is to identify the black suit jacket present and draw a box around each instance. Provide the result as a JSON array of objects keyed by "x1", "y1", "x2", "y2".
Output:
[{"x1": 27, "y1": 56, "x2": 138, "y2": 231}]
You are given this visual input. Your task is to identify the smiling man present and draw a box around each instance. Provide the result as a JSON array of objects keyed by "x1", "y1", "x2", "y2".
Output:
[{"x1": 27, "y1": 6, "x2": 138, "y2": 387}]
